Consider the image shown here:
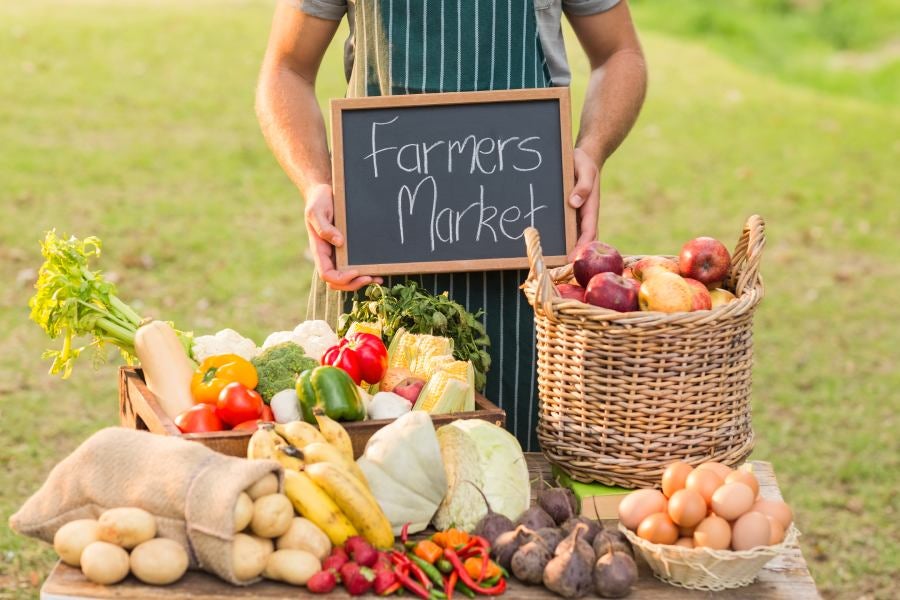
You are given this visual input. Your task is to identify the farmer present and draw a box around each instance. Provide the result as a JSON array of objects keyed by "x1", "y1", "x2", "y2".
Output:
[{"x1": 256, "y1": 0, "x2": 646, "y2": 450}]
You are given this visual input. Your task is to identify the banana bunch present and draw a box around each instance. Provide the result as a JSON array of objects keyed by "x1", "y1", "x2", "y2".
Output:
[{"x1": 246, "y1": 418, "x2": 394, "y2": 549}]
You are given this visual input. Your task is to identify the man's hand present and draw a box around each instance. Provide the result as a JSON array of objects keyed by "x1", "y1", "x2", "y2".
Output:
[
  {"x1": 304, "y1": 183, "x2": 382, "y2": 292},
  {"x1": 567, "y1": 148, "x2": 601, "y2": 260}
]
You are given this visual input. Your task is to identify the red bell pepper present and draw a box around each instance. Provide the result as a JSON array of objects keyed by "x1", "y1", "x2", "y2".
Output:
[{"x1": 321, "y1": 333, "x2": 388, "y2": 386}]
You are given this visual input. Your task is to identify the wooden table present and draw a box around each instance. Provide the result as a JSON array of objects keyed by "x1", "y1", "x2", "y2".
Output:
[{"x1": 41, "y1": 456, "x2": 820, "y2": 599}]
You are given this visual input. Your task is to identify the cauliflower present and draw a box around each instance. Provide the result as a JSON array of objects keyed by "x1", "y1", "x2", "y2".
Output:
[
  {"x1": 192, "y1": 328, "x2": 259, "y2": 362},
  {"x1": 250, "y1": 342, "x2": 318, "y2": 403},
  {"x1": 261, "y1": 320, "x2": 338, "y2": 362}
]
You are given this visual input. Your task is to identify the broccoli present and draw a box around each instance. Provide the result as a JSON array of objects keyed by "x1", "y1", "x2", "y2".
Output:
[{"x1": 251, "y1": 342, "x2": 318, "y2": 403}]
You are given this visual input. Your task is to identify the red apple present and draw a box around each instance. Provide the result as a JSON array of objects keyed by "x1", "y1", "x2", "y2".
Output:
[
  {"x1": 585, "y1": 272, "x2": 639, "y2": 312},
  {"x1": 632, "y1": 256, "x2": 679, "y2": 281},
  {"x1": 638, "y1": 272, "x2": 693, "y2": 313},
  {"x1": 393, "y1": 377, "x2": 426, "y2": 403},
  {"x1": 709, "y1": 288, "x2": 737, "y2": 308},
  {"x1": 679, "y1": 237, "x2": 731, "y2": 285},
  {"x1": 573, "y1": 241, "x2": 624, "y2": 288},
  {"x1": 556, "y1": 283, "x2": 586, "y2": 302},
  {"x1": 684, "y1": 278, "x2": 712, "y2": 311}
]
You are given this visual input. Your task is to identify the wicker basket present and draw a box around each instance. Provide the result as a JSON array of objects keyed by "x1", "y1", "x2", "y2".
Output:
[
  {"x1": 521, "y1": 215, "x2": 766, "y2": 488},
  {"x1": 620, "y1": 523, "x2": 800, "y2": 590}
]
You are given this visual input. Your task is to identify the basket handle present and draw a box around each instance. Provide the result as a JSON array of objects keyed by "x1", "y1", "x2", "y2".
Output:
[
  {"x1": 524, "y1": 227, "x2": 560, "y2": 321},
  {"x1": 728, "y1": 215, "x2": 766, "y2": 297}
]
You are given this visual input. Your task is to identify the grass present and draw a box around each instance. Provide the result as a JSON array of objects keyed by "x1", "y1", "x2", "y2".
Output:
[{"x1": 1, "y1": 1, "x2": 898, "y2": 598}]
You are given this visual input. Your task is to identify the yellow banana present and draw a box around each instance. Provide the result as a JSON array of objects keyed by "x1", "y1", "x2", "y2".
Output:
[
  {"x1": 282, "y1": 469, "x2": 357, "y2": 546},
  {"x1": 313, "y1": 409, "x2": 355, "y2": 462},
  {"x1": 274, "y1": 444, "x2": 305, "y2": 471},
  {"x1": 305, "y1": 462, "x2": 394, "y2": 549},
  {"x1": 303, "y1": 441, "x2": 370, "y2": 490},
  {"x1": 275, "y1": 420, "x2": 328, "y2": 448},
  {"x1": 247, "y1": 424, "x2": 285, "y2": 460}
]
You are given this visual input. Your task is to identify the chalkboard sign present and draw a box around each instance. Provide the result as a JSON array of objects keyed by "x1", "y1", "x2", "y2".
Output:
[{"x1": 331, "y1": 88, "x2": 575, "y2": 275}]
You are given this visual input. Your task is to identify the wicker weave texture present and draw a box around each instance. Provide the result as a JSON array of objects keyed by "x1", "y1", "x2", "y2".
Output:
[
  {"x1": 621, "y1": 523, "x2": 801, "y2": 591},
  {"x1": 522, "y1": 216, "x2": 765, "y2": 488}
]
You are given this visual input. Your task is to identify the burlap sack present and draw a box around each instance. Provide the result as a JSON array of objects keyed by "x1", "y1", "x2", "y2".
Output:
[{"x1": 9, "y1": 427, "x2": 282, "y2": 585}]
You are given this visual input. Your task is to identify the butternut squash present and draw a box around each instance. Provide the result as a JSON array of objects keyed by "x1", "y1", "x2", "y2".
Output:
[{"x1": 134, "y1": 320, "x2": 195, "y2": 419}]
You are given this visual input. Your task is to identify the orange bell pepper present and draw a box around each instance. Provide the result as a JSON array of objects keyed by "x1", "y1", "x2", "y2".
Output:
[
  {"x1": 413, "y1": 540, "x2": 443, "y2": 564},
  {"x1": 191, "y1": 354, "x2": 258, "y2": 404},
  {"x1": 432, "y1": 528, "x2": 470, "y2": 549},
  {"x1": 464, "y1": 556, "x2": 500, "y2": 582}
]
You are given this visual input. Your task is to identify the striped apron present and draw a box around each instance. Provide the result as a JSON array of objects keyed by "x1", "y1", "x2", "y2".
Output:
[{"x1": 309, "y1": 0, "x2": 553, "y2": 450}]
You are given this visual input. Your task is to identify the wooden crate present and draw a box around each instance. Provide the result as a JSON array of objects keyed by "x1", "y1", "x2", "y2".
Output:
[{"x1": 118, "y1": 367, "x2": 506, "y2": 458}]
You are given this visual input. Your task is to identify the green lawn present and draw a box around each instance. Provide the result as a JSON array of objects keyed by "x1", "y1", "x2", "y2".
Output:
[{"x1": 1, "y1": 1, "x2": 898, "y2": 599}]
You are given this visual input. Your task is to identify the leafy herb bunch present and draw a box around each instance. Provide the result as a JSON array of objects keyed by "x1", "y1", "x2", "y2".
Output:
[{"x1": 339, "y1": 282, "x2": 491, "y2": 390}]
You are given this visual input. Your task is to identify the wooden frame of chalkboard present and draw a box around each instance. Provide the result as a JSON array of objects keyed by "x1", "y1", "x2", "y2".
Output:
[{"x1": 331, "y1": 88, "x2": 576, "y2": 276}]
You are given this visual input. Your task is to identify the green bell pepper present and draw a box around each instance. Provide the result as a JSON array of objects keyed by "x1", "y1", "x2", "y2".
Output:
[{"x1": 295, "y1": 365, "x2": 365, "y2": 423}]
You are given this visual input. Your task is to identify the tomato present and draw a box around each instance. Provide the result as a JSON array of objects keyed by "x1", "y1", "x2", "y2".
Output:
[
  {"x1": 175, "y1": 403, "x2": 224, "y2": 433},
  {"x1": 216, "y1": 382, "x2": 263, "y2": 427},
  {"x1": 233, "y1": 419, "x2": 263, "y2": 432},
  {"x1": 321, "y1": 333, "x2": 388, "y2": 386},
  {"x1": 233, "y1": 405, "x2": 274, "y2": 432}
]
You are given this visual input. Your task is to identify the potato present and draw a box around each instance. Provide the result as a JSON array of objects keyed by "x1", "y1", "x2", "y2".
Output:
[
  {"x1": 234, "y1": 493, "x2": 254, "y2": 533},
  {"x1": 250, "y1": 494, "x2": 293, "y2": 538},
  {"x1": 54, "y1": 519, "x2": 101, "y2": 567},
  {"x1": 80, "y1": 541, "x2": 130, "y2": 585},
  {"x1": 263, "y1": 549, "x2": 321, "y2": 586},
  {"x1": 130, "y1": 538, "x2": 189, "y2": 586},
  {"x1": 98, "y1": 507, "x2": 156, "y2": 549},
  {"x1": 276, "y1": 517, "x2": 331, "y2": 560},
  {"x1": 246, "y1": 473, "x2": 279, "y2": 500},
  {"x1": 232, "y1": 533, "x2": 269, "y2": 581}
]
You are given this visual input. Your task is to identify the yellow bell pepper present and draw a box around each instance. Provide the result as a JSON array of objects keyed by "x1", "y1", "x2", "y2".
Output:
[{"x1": 191, "y1": 354, "x2": 258, "y2": 404}]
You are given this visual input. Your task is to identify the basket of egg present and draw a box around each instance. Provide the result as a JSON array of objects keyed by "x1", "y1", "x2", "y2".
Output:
[{"x1": 617, "y1": 461, "x2": 799, "y2": 591}]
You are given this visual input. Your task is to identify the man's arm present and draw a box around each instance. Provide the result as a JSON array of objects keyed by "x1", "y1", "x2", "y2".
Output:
[
  {"x1": 256, "y1": 3, "x2": 378, "y2": 291},
  {"x1": 565, "y1": 0, "x2": 647, "y2": 254}
]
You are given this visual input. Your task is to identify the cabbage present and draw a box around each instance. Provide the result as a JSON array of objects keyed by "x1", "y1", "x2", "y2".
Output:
[{"x1": 432, "y1": 420, "x2": 530, "y2": 531}]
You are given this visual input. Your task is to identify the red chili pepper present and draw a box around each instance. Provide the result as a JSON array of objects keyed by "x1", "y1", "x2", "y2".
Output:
[
  {"x1": 447, "y1": 571, "x2": 458, "y2": 600},
  {"x1": 395, "y1": 563, "x2": 431, "y2": 600},
  {"x1": 478, "y1": 548, "x2": 490, "y2": 583},
  {"x1": 444, "y1": 548, "x2": 506, "y2": 596},
  {"x1": 401, "y1": 522, "x2": 411, "y2": 544}
]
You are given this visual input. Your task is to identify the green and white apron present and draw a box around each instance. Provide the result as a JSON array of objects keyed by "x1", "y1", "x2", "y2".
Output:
[{"x1": 308, "y1": 0, "x2": 553, "y2": 450}]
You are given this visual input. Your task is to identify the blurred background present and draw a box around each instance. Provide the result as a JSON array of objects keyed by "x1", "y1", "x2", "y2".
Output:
[{"x1": 1, "y1": 1, "x2": 897, "y2": 598}]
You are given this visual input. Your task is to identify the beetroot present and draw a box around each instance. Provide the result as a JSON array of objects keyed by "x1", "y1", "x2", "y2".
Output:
[
  {"x1": 471, "y1": 484, "x2": 515, "y2": 546},
  {"x1": 307, "y1": 570, "x2": 337, "y2": 594}
]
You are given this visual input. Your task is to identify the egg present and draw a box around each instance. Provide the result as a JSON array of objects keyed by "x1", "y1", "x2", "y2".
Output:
[
  {"x1": 667, "y1": 489, "x2": 707, "y2": 528},
  {"x1": 674, "y1": 537, "x2": 695, "y2": 549},
  {"x1": 693, "y1": 514, "x2": 731, "y2": 550},
  {"x1": 711, "y1": 482, "x2": 755, "y2": 521},
  {"x1": 767, "y1": 515, "x2": 785, "y2": 545},
  {"x1": 751, "y1": 499, "x2": 793, "y2": 529},
  {"x1": 685, "y1": 468, "x2": 723, "y2": 506},
  {"x1": 726, "y1": 469, "x2": 760, "y2": 498},
  {"x1": 662, "y1": 461, "x2": 694, "y2": 498},
  {"x1": 618, "y1": 489, "x2": 667, "y2": 531},
  {"x1": 637, "y1": 512, "x2": 679, "y2": 545},
  {"x1": 678, "y1": 524, "x2": 696, "y2": 538},
  {"x1": 731, "y1": 511, "x2": 771, "y2": 551},
  {"x1": 696, "y1": 461, "x2": 733, "y2": 480}
]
